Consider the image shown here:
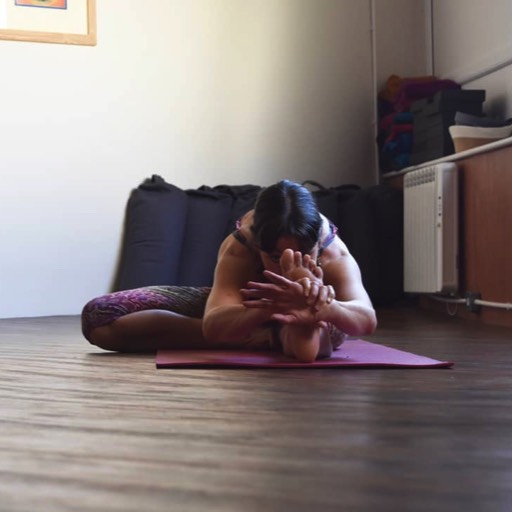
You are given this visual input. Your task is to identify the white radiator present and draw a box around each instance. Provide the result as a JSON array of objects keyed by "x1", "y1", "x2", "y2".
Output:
[{"x1": 404, "y1": 162, "x2": 459, "y2": 294}]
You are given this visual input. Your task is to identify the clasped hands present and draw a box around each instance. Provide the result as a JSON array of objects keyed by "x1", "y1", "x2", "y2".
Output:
[{"x1": 240, "y1": 250, "x2": 336, "y2": 325}]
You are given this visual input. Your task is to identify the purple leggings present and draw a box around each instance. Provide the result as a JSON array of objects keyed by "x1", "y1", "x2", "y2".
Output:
[
  {"x1": 81, "y1": 286, "x2": 211, "y2": 341},
  {"x1": 81, "y1": 285, "x2": 346, "y2": 350}
]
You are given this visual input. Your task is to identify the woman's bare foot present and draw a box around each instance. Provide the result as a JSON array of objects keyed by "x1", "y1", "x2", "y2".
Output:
[
  {"x1": 279, "y1": 248, "x2": 336, "y2": 312},
  {"x1": 276, "y1": 249, "x2": 330, "y2": 362},
  {"x1": 279, "y1": 248, "x2": 323, "y2": 285}
]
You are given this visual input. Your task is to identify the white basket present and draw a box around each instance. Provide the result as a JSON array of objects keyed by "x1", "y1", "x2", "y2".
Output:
[{"x1": 449, "y1": 124, "x2": 512, "y2": 152}]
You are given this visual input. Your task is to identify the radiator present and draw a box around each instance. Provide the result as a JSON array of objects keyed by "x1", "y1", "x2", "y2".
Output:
[{"x1": 403, "y1": 162, "x2": 459, "y2": 294}]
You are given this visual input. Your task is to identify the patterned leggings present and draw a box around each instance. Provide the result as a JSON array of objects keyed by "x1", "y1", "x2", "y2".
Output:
[
  {"x1": 80, "y1": 286, "x2": 211, "y2": 342},
  {"x1": 81, "y1": 285, "x2": 346, "y2": 350}
]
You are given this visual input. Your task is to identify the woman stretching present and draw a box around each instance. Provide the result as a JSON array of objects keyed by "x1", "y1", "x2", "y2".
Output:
[{"x1": 81, "y1": 180, "x2": 377, "y2": 362}]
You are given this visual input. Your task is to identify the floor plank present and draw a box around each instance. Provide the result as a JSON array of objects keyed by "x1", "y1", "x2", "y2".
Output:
[{"x1": 0, "y1": 308, "x2": 511, "y2": 512}]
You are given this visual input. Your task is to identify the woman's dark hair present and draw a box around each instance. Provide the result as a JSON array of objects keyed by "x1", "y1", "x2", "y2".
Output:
[{"x1": 251, "y1": 180, "x2": 322, "y2": 254}]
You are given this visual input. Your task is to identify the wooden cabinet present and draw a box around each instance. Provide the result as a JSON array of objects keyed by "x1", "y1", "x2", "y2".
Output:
[{"x1": 385, "y1": 143, "x2": 512, "y2": 328}]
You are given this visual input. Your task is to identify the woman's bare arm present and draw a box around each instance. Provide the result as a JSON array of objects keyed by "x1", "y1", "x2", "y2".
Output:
[
  {"x1": 316, "y1": 244, "x2": 377, "y2": 336},
  {"x1": 202, "y1": 237, "x2": 274, "y2": 344},
  {"x1": 242, "y1": 245, "x2": 377, "y2": 337}
]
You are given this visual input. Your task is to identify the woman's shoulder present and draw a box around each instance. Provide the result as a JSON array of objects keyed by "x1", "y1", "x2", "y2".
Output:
[
  {"x1": 232, "y1": 210, "x2": 257, "y2": 247},
  {"x1": 319, "y1": 212, "x2": 337, "y2": 230},
  {"x1": 318, "y1": 214, "x2": 338, "y2": 244},
  {"x1": 218, "y1": 210, "x2": 256, "y2": 257},
  {"x1": 237, "y1": 209, "x2": 255, "y2": 231},
  {"x1": 216, "y1": 211, "x2": 261, "y2": 280},
  {"x1": 318, "y1": 214, "x2": 349, "y2": 257}
]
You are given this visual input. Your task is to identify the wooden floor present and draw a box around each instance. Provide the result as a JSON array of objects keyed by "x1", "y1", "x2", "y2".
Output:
[{"x1": 1, "y1": 307, "x2": 511, "y2": 512}]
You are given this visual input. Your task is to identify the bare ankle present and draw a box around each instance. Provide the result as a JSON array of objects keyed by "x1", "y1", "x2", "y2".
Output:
[{"x1": 280, "y1": 323, "x2": 320, "y2": 363}]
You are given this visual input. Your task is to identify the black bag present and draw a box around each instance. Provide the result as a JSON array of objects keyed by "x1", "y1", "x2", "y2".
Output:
[
  {"x1": 176, "y1": 184, "x2": 263, "y2": 286},
  {"x1": 176, "y1": 188, "x2": 233, "y2": 286},
  {"x1": 201, "y1": 184, "x2": 263, "y2": 237},
  {"x1": 114, "y1": 179, "x2": 263, "y2": 291},
  {"x1": 338, "y1": 184, "x2": 404, "y2": 305},
  {"x1": 114, "y1": 177, "x2": 403, "y2": 304},
  {"x1": 302, "y1": 180, "x2": 361, "y2": 227},
  {"x1": 113, "y1": 175, "x2": 188, "y2": 291},
  {"x1": 304, "y1": 180, "x2": 403, "y2": 306},
  {"x1": 364, "y1": 185, "x2": 404, "y2": 305}
]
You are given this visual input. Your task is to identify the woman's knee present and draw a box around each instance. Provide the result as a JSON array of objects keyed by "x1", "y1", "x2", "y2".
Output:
[
  {"x1": 80, "y1": 293, "x2": 124, "y2": 349},
  {"x1": 87, "y1": 325, "x2": 125, "y2": 351}
]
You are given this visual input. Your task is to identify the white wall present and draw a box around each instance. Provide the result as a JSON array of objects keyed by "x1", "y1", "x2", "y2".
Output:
[
  {"x1": 432, "y1": 0, "x2": 512, "y2": 118},
  {"x1": 373, "y1": 0, "x2": 512, "y2": 120},
  {"x1": 467, "y1": 69, "x2": 512, "y2": 119},
  {"x1": 0, "y1": 0, "x2": 376, "y2": 318},
  {"x1": 372, "y1": 0, "x2": 430, "y2": 89}
]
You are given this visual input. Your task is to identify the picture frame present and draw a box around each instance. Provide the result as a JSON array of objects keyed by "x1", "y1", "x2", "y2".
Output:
[{"x1": 0, "y1": 0, "x2": 96, "y2": 46}]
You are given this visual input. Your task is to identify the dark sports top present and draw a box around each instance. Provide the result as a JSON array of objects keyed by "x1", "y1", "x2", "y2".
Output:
[{"x1": 232, "y1": 219, "x2": 338, "y2": 258}]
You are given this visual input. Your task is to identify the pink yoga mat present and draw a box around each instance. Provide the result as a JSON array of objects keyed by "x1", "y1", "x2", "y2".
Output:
[{"x1": 156, "y1": 339, "x2": 453, "y2": 369}]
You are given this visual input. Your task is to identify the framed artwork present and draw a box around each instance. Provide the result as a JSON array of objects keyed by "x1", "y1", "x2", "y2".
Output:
[{"x1": 0, "y1": 0, "x2": 96, "y2": 45}]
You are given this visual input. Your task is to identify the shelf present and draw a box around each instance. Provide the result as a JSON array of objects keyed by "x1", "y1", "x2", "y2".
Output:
[{"x1": 381, "y1": 135, "x2": 512, "y2": 178}]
